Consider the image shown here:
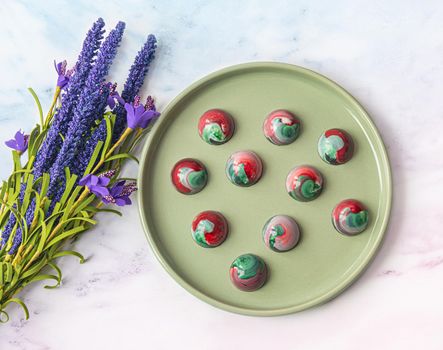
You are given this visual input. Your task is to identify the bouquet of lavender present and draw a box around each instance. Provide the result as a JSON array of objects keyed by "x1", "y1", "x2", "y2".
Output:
[{"x1": 0, "y1": 18, "x2": 159, "y2": 322}]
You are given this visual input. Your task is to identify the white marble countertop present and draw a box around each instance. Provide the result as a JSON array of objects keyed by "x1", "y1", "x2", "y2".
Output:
[{"x1": 1, "y1": 1, "x2": 442, "y2": 349}]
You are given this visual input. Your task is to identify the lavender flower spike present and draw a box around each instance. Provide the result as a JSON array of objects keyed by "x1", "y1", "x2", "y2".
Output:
[
  {"x1": 79, "y1": 174, "x2": 110, "y2": 197},
  {"x1": 33, "y1": 18, "x2": 105, "y2": 179},
  {"x1": 54, "y1": 60, "x2": 73, "y2": 89},
  {"x1": 113, "y1": 34, "x2": 157, "y2": 138},
  {"x1": 5, "y1": 130, "x2": 29, "y2": 153},
  {"x1": 49, "y1": 21, "x2": 125, "y2": 188},
  {"x1": 121, "y1": 35, "x2": 157, "y2": 103},
  {"x1": 102, "y1": 181, "x2": 137, "y2": 206}
]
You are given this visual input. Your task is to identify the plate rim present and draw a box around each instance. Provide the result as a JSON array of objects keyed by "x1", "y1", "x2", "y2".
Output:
[{"x1": 137, "y1": 61, "x2": 392, "y2": 316}]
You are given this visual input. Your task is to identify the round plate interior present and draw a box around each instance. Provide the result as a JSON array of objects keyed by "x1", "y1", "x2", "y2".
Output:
[{"x1": 138, "y1": 62, "x2": 391, "y2": 316}]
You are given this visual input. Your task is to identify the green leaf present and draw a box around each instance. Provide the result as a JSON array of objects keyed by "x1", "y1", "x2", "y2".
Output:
[
  {"x1": 61, "y1": 186, "x2": 82, "y2": 221},
  {"x1": 0, "y1": 310, "x2": 9, "y2": 323},
  {"x1": 105, "y1": 153, "x2": 139, "y2": 164},
  {"x1": 45, "y1": 262, "x2": 62, "y2": 289},
  {"x1": 27, "y1": 124, "x2": 42, "y2": 158},
  {"x1": 10, "y1": 265, "x2": 20, "y2": 288},
  {"x1": 129, "y1": 122, "x2": 155, "y2": 152},
  {"x1": 59, "y1": 174, "x2": 78, "y2": 206},
  {"x1": 26, "y1": 274, "x2": 59, "y2": 289},
  {"x1": 51, "y1": 250, "x2": 85, "y2": 264},
  {"x1": 0, "y1": 262, "x2": 12, "y2": 284},
  {"x1": 3, "y1": 262, "x2": 13, "y2": 283},
  {"x1": 28, "y1": 87, "x2": 43, "y2": 127},
  {"x1": 72, "y1": 195, "x2": 96, "y2": 215},
  {"x1": 20, "y1": 174, "x2": 35, "y2": 216},
  {"x1": 12, "y1": 150, "x2": 21, "y2": 172},
  {"x1": 0, "y1": 202, "x2": 25, "y2": 237},
  {"x1": 83, "y1": 141, "x2": 103, "y2": 176},
  {"x1": 117, "y1": 177, "x2": 137, "y2": 182},
  {"x1": 102, "y1": 116, "x2": 114, "y2": 158},
  {"x1": 23, "y1": 156, "x2": 35, "y2": 183},
  {"x1": 64, "y1": 167, "x2": 71, "y2": 182},
  {"x1": 39, "y1": 173, "x2": 50, "y2": 198},
  {"x1": 20, "y1": 257, "x2": 47, "y2": 279},
  {"x1": 36, "y1": 208, "x2": 49, "y2": 254},
  {"x1": 45, "y1": 225, "x2": 87, "y2": 249},
  {"x1": 43, "y1": 197, "x2": 54, "y2": 214},
  {"x1": 28, "y1": 129, "x2": 48, "y2": 157},
  {"x1": 0, "y1": 264, "x2": 4, "y2": 285},
  {"x1": 2, "y1": 298, "x2": 29, "y2": 320},
  {"x1": 0, "y1": 180, "x2": 7, "y2": 205},
  {"x1": 8, "y1": 169, "x2": 33, "y2": 177},
  {"x1": 87, "y1": 207, "x2": 122, "y2": 216}
]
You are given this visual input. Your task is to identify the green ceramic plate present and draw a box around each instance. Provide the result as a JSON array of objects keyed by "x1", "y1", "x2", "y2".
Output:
[{"x1": 138, "y1": 62, "x2": 392, "y2": 316}]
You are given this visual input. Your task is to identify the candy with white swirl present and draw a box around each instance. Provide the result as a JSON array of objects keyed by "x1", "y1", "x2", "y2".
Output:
[
  {"x1": 332, "y1": 199, "x2": 369, "y2": 235},
  {"x1": 226, "y1": 151, "x2": 263, "y2": 187},
  {"x1": 318, "y1": 128, "x2": 354, "y2": 165},
  {"x1": 171, "y1": 158, "x2": 208, "y2": 194},
  {"x1": 263, "y1": 109, "x2": 300, "y2": 145},
  {"x1": 286, "y1": 165, "x2": 323, "y2": 202},
  {"x1": 198, "y1": 109, "x2": 234, "y2": 145},
  {"x1": 262, "y1": 215, "x2": 300, "y2": 252},
  {"x1": 191, "y1": 210, "x2": 228, "y2": 248}
]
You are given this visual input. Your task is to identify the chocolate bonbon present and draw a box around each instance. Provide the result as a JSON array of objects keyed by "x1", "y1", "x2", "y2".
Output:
[
  {"x1": 226, "y1": 151, "x2": 263, "y2": 187},
  {"x1": 171, "y1": 158, "x2": 208, "y2": 194},
  {"x1": 263, "y1": 109, "x2": 300, "y2": 145},
  {"x1": 230, "y1": 254, "x2": 267, "y2": 291},
  {"x1": 286, "y1": 165, "x2": 323, "y2": 202},
  {"x1": 198, "y1": 109, "x2": 234, "y2": 145},
  {"x1": 191, "y1": 210, "x2": 228, "y2": 247}
]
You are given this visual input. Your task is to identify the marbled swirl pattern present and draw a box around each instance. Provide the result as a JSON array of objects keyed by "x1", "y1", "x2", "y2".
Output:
[
  {"x1": 263, "y1": 109, "x2": 300, "y2": 145},
  {"x1": 318, "y1": 128, "x2": 354, "y2": 165},
  {"x1": 230, "y1": 254, "x2": 267, "y2": 291},
  {"x1": 332, "y1": 199, "x2": 369, "y2": 235},
  {"x1": 262, "y1": 215, "x2": 300, "y2": 252},
  {"x1": 286, "y1": 165, "x2": 323, "y2": 202},
  {"x1": 198, "y1": 109, "x2": 234, "y2": 145},
  {"x1": 191, "y1": 210, "x2": 228, "y2": 247},
  {"x1": 171, "y1": 158, "x2": 208, "y2": 194},
  {"x1": 225, "y1": 151, "x2": 263, "y2": 187}
]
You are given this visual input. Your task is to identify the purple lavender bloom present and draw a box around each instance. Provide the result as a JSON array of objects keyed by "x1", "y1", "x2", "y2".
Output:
[
  {"x1": 113, "y1": 35, "x2": 157, "y2": 139},
  {"x1": 79, "y1": 174, "x2": 110, "y2": 197},
  {"x1": 124, "y1": 100, "x2": 159, "y2": 129},
  {"x1": 144, "y1": 95, "x2": 156, "y2": 111},
  {"x1": 48, "y1": 21, "x2": 125, "y2": 189},
  {"x1": 5, "y1": 130, "x2": 29, "y2": 152},
  {"x1": 121, "y1": 35, "x2": 157, "y2": 103},
  {"x1": 102, "y1": 181, "x2": 137, "y2": 206},
  {"x1": 106, "y1": 82, "x2": 125, "y2": 109},
  {"x1": 33, "y1": 18, "x2": 105, "y2": 180},
  {"x1": 54, "y1": 60, "x2": 73, "y2": 89},
  {"x1": 71, "y1": 83, "x2": 111, "y2": 178},
  {"x1": 100, "y1": 169, "x2": 116, "y2": 178}
]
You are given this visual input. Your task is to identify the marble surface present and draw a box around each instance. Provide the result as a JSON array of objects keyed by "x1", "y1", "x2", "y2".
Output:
[{"x1": 0, "y1": 0, "x2": 442, "y2": 349}]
